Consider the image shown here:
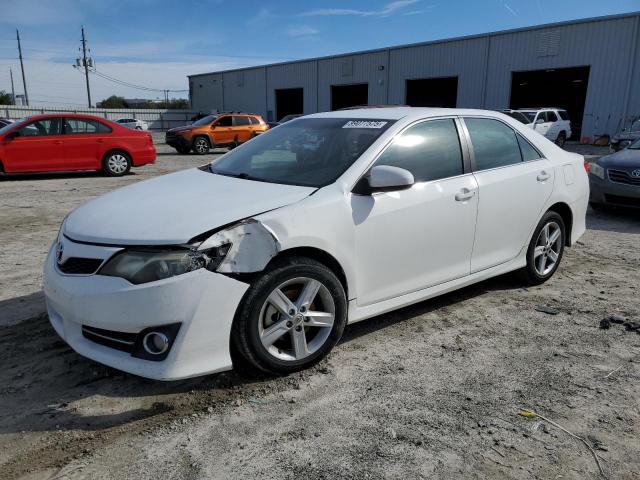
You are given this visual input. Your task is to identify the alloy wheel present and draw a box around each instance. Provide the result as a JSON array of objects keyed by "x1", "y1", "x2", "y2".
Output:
[
  {"x1": 533, "y1": 221, "x2": 562, "y2": 276},
  {"x1": 258, "y1": 277, "x2": 335, "y2": 362},
  {"x1": 107, "y1": 154, "x2": 128, "y2": 175},
  {"x1": 194, "y1": 138, "x2": 209, "y2": 154}
]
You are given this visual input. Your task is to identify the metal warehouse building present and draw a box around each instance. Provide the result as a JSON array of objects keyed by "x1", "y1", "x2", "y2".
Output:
[{"x1": 188, "y1": 12, "x2": 640, "y2": 141}]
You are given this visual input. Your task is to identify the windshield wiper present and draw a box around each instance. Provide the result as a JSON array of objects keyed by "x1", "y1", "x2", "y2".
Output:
[{"x1": 210, "y1": 169, "x2": 268, "y2": 183}]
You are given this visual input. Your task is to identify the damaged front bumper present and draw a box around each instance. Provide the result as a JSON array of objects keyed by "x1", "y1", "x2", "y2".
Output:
[{"x1": 43, "y1": 239, "x2": 249, "y2": 380}]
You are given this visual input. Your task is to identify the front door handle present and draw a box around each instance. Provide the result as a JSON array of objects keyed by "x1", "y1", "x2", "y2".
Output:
[
  {"x1": 96, "y1": 138, "x2": 104, "y2": 143},
  {"x1": 537, "y1": 171, "x2": 550, "y2": 182},
  {"x1": 53, "y1": 140, "x2": 63, "y2": 145},
  {"x1": 455, "y1": 188, "x2": 476, "y2": 202}
]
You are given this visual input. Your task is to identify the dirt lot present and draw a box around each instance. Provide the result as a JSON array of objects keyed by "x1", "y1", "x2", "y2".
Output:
[{"x1": 0, "y1": 139, "x2": 638, "y2": 480}]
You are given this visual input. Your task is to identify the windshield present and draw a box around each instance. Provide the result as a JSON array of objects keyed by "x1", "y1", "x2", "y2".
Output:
[
  {"x1": 209, "y1": 118, "x2": 394, "y2": 187},
  {"x1": 519, "y1": 111, "x2": 537, "y2": 122},
  {"x1": 503, "y1": 111, "x2": 529, "y2": 124},
  {"x1": 192, "y1": 115, "x2": 217, "y2": 126},
  {"x1": 0, "y1": 118, "x2": 25, "y2": 135},
  {"x1": 630, "y1": 138, "x2": 640, "y2": 149}
]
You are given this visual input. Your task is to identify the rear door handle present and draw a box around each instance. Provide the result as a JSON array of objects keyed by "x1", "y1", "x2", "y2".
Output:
[
  {"x1": 455, "y1": 188, "x2": 476, "y2": 201},
  {"x1": 53, "y1": 140, "x2": 63, "y2": 145},
  {"x1": 537, "y1": 171, "x2": 550, "y2": 182},
  {"x1": 96, "y1": 138, "x2": 104, "y2": 143}
]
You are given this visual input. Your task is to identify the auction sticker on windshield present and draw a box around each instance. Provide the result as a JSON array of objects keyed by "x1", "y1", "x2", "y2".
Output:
[{"x1": 342, "y1": 120, "x2": 388, "y2": 129}]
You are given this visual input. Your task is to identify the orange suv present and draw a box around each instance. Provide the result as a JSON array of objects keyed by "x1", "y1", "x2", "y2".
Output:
[{"x1": 165, "y1": 112, "x2": 268, "y2": 154}]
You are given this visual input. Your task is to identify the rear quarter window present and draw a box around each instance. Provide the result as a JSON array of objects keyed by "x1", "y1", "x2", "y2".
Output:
[{"x1": 558, "y1": 110, "x2": 570, "y2": 121}]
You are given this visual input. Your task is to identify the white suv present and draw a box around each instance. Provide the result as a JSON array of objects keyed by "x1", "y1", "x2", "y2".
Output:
[
  {"x1": 115, "y1": 118, "x2": 149, "y2": 131},
  {"x1": 516, "y1": 109, "x2": 572, "y2": 147}
]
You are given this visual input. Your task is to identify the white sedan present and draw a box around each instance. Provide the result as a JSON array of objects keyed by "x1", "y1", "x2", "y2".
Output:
[
  {"x1": 115, "y1": 118, "x2": 148, "y2": 130},
  {"x1": 43, "y1": 108, "x2": 588, "y2": 380}
]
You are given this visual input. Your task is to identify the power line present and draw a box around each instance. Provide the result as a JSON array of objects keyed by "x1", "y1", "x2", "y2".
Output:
[{"x1": 91, "y1": 69, "x2": 188, "y2": 92}]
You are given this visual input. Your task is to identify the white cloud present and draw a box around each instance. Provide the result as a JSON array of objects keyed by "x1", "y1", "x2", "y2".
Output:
[
  {"x1": 301, "y1": 0, "x2": 421, "y2": 17},
  {"x1": 286, "y1": 25, "x2": 319, "y2": 37},
  {"x1": 247, "y1": 8, "x2": 277, "y2": 25}
]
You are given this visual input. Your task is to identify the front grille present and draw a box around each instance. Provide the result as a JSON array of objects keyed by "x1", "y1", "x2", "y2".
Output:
[
  {"x1": 57, "y1": 257, "x2": 103, "y2": 275},
  {"x1": 604, "y1": 194, "x2": 640, "y2": 208},
  {"x1": 608, "y1": 169, "x2": 640, "y2": 186},
  {"x1": 82, "y1": 325, "x2": 136, "y2": 353}
]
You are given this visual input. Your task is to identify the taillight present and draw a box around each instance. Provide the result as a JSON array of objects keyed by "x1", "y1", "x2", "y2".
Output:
[{"x1": 583, "y1": 160, "x2": 590, "y2": 172}]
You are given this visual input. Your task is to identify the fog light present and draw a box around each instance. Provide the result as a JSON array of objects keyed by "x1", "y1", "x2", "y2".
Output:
[{"x1": 142, "y1": 331, "x2": 170, "y2": 355}]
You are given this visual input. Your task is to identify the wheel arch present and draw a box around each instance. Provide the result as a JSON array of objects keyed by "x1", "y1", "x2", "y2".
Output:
[
  {"x1": 267, "y1": 246, "x2": 349, "y2": 299},
  {"x1": 547, "y1": 202, "x2": 573, "y2": 246},
  {"x1": 102, "y1": 147, "x2": 132, "y2": 163}
]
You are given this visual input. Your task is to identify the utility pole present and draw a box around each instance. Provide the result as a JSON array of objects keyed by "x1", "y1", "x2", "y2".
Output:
[
  {"x1": 16, "y1": 29, "x2": 28, "y2": 106},
  {"x1": 81, "y1": 26, "x2": 92, "y2": 107},
  {"x1": 10, "y1": 68, "x2": 16, "y2": 105}
]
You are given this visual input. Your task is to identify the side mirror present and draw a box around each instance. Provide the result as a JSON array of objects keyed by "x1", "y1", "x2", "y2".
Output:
[
  {"x1": 535, "y1": 118, "x2": 545, "y2": 125},
  {"x1": 6, "y1": 130, "x2": 20, "y2": 139},
  {"x1": 354, "y1": 165, "x2": 414, "y2": 195},
  {"x1": 210, "y1": 124, "x2": 217, "y2": 129}
]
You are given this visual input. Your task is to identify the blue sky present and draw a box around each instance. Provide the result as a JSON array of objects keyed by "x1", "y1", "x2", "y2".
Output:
[{"x1": 0, "y1": 0, "x2": 638, "y2": 106}]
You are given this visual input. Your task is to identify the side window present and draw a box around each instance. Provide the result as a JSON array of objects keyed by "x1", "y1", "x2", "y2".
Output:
[
  {"x1": 547, "y1": 111, "x2": 558, "y2": 122},
  {"x1": 465, "y1": 118, "x2": 522, "y2": 170},
  {"x1": 64, "y1": 118, "x2": 112, "y2": 134},
  {"x1": 18, "y1": 118, "x2": 62, "y2": 137},
  {"x1": 249, "y1": 116, "x2": 259, "y2": 125},
  {"x1": 517, "y1": 133, "x2": 542, "y2": 162},
  {"x1": 215, "y1": 116, "x2": 232, "y2": 127},
  {"x1": 374, "y1": 119, "x2": 463, "y2": 182},
  {"x1": 233, "y1": 116, "x2": 251, "y2": 126}
]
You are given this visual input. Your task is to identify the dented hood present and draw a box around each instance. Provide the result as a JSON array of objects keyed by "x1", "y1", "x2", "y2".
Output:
[{"x1": 63, "y1": 168, "x2": 315, "y2": 245}]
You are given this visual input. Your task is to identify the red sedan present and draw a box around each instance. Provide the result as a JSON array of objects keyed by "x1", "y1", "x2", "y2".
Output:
[{"x1": 0, "y1": 114, "x2": 156, "y2": 176}]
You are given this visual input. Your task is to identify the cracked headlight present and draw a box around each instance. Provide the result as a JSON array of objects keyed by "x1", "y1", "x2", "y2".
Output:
[
  {"x1": 589, "y1": 162, "x2": 605, "y2": 180},
  {"x1": 99, "y1": 244, "x2": 231, "y2": 284}
]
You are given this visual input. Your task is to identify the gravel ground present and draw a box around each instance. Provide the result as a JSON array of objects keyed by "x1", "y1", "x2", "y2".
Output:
[{"x1": 0, "y1": 137, "x2": 638, "y2": 480}]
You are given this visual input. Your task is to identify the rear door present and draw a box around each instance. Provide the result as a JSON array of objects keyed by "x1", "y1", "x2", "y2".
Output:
[
  {"x1": 62, "y1": 117, "x2": 112, "y2": 169},
  {"x1": 463, "y1": 117, "x2": 554, "y2": 272},
  {"x1": 1, "y1": 117, "x2": 65, "y2": 172},
  {"x1": 232, "y1": 115, "x2": 252, "y2": 142}
]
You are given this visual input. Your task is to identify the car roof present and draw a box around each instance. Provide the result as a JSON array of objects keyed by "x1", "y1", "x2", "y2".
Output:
[
  {"x1": 22, "y1": 113, "x2": 113, "y2": 121},
  {"x1": 305, "y1": 107, "x2": 512, "y2": 121}
]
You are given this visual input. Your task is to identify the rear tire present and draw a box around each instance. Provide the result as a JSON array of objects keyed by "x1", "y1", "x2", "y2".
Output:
[
  {"x1": 520, "y1": 211, "x2": 565, "y2": 286},
  {"x1": 555, "y1": 131, "x2": 566, "y2": 148},
  {"x1": 102, "y1": 151, "x2": 131, "y2": 177},
  {"x1": 192, "y1": 136, "x2": 210, "y2": 155},
  {"x1": 232, "y1": 257, "x2": 347, "y2": 375}
]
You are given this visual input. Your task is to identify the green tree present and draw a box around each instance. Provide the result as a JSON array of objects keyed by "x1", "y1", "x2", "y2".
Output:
[
  {"x1": 96, "y1": 95, "x2": 127, "y2": 108},
  {"x1": 0, "y1": 90, "x2": 13, "y2": 105}
]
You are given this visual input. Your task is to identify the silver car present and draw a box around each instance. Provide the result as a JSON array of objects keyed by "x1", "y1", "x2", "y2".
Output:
[{"x1": 589, "y1": 138, "x2": 640, "y2": 209}]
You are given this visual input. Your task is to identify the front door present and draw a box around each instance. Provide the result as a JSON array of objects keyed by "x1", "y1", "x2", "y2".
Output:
[
  {"x1": 463, "y1": 117, "x2": 555, "y2": 272},
  {"x1": 352, "y1": 118, "x2": 478, "y2": 306},
  {"x1": 211, "y1": 115, "x2": 234, "y2": 145},
  {"x1": 1, "y1": 117, "x2": 65, "y2": 172},
  {"x1": 533, "y1": 111, "x2": 553, "y2": 138}
]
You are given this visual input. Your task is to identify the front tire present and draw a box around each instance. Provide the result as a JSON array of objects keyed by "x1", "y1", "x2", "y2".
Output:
[
  {"x1": 521, "y1": 211, "x2": 566, "y2": 285},
  {"x1": 192, "y1": 136, "x2": 210, "y2": 155},
  {"x1": 102, "y1": 151, "x2": 131, "y2": 177},
  {"x1": 232, "y1": 257, "x2": 347, "y2": 375}
]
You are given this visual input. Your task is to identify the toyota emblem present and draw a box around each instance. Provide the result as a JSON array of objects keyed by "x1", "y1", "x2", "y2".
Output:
[
  {"x1": 631, "y1": 168, "x2": 640, "y2": 178},
  {"x1": 56, "y1": 242, "x2": 64, "y2": 264}
]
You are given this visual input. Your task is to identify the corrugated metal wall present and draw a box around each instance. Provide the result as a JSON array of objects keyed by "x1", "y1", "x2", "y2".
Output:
[
  {"x1": 317, "y1": 51, "x2": 389, "y2": 110},
  {"x1": 189, "y1": 13, "x2": 640, "y2": 139},
  {"x1": 266, "y1": 60, "x2": 317, "y2": 119},
  {"x1": 485, "y1": 15, "x2": 638, "y2": 138},
  {"x1": 388, "y1": 37, "x2": 489, "y2": 107}
]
